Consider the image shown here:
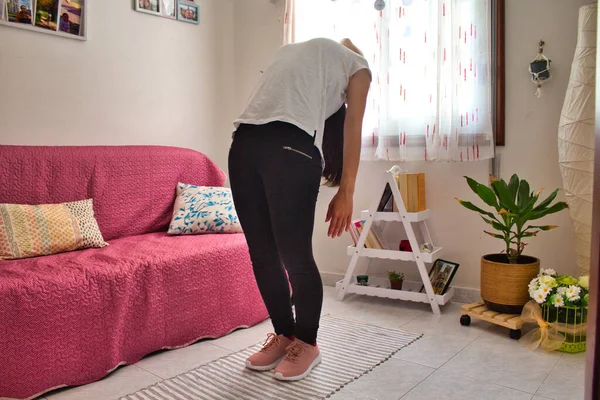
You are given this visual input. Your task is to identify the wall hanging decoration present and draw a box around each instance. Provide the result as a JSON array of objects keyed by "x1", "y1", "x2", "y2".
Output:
[
  {"x1": 0, "y1": 0, "x2": 86, "y2": 40},
  {"x1": 134, "y1": 0, "x2": 198, "y2": 25},
  {"x1": 529, "y1": 40, "x2": 551, "y2": 98}
]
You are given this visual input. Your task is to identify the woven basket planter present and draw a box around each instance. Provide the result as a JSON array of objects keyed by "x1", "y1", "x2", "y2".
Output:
[
  {"x1": 542, "y1": 304, "x2": 587, "y2": 353},
  {"x1": 481, "y1": 254, "x2": 540, "y2": 314}
]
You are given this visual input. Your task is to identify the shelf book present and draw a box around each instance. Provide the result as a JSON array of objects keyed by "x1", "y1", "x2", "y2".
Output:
[
  {"x1": 350, "y1": 220, "x2": 388, "y2": 250},
  {"x1": 391, "y1": 173, "x2": 427, "y2": 213}
]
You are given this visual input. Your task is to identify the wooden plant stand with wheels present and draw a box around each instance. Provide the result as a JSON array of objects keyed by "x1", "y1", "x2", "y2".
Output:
[{"x1": 460, "y1": 302, "x2": 524, "y2": 340}]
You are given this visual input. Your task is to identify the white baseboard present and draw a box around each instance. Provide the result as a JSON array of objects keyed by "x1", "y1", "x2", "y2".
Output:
[{"x1": 320, "y1": 271, "x2": 481, "y2": 304}]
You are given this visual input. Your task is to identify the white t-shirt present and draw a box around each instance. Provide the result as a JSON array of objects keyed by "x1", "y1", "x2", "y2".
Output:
[{"x1": 233, "y1": 38, "x2": 371, "y2": 156}]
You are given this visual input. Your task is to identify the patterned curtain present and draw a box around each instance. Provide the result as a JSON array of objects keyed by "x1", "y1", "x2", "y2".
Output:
[{"x1": 291, "y1": 0, "x2": 494, "y2": 162}]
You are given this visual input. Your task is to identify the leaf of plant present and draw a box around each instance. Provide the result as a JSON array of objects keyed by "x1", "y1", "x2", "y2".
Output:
[
  {"x1": 484, "y1": 230, "x2": 505, "y2": 239},
  {"x1": 508, "y1": 174, "x2": 520, "y2": 202},
  {"x1": 457, "y1": 199, "x2": 497, "y2": 219},
  {"x1": 525, "y1": 202, "x2": 569, "y2": 221},
  {"x1": 480, "y1": 216, "x2": 508, "y2": 232},
  {"x1": 492, "y1": 180, "x2": 518, "y2": 212},
  {"x1": 533, "y1": 189, "x2": 559, "y2": 211},
  {"x1": 517, "y1": 179, "x2": 531, "y2": 209},
  {"x1": 465, "y1": 177, "x2": 499, "y2": 209},
  {"x1": 526, "y1": 225, "x2": 558, "y2": 231}
]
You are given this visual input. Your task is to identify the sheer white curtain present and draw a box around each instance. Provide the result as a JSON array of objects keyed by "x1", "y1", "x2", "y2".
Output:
[{"x1": 286, "y1": 0, "x2": 494, "y2": 162}]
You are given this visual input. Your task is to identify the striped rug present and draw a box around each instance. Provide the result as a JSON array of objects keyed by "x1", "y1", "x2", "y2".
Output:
[{"x1": 121, "y1": 315, "x2": 422, "y2": 400}]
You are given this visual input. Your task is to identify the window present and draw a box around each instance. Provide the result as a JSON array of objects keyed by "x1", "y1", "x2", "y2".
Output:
[{"x1": 288, "y1": 0, "x2": 502, "y2": 162}]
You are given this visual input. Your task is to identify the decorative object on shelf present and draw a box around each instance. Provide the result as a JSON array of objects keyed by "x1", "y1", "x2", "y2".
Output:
[
  {"x1": 420, "y1": 259, "x2": 459, "y2": 295},
  {"x1": 399, "y1": 239, "x2": 412, "y2": 252},
  {"x1": 388, "y1": 271, "x2": 404, "y2": 290},
  {"x1": 529, "y1": 40, "x2": 551, "y2": 98},
  {"x1": 521, "y1": 271, "x2": 589, "y2": 353},
  {"x1": 177, "y1": 1, "x2": 198, "y2": 24},
  {"x1": 1, "y1": 0, "x2": 86, "y2": 40},
  {"x1": 558, "y1": 3, "x2": 597, "y2": 276},
  {"x1": 420, "y1": 243, "x2": 433, "y2": 253},
  {"x1": 374, "y1": 0, "x2": 385, "y2": 11},
  {"x1": 357, "y1": 275, "x2": 369, "y2": 286},
  {"x1": 456, "y1": 174, "x2": 568, "y2": 314},
  {"x1": 338, "y1": 166, "x2": 448, "y2": 315}
]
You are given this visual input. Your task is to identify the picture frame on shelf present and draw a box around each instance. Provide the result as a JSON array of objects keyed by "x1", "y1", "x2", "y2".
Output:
[
  {"x1": 1, "y1": 0, "x2": 86, "y2": 40},
  {"x1": 420, "y1": 259, "x2": 459, "y2": 295},
  {"x1": 135, "y1": 0, "x2": 160, "y2": 16},
  {"x1": 177, "y1": 1, "x2": 198, "y2": 24}
]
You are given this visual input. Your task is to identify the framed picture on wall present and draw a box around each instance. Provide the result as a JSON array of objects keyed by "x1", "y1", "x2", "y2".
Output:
[
  {"x1": 1, "y1": 0, "x2": 86, "y2": 39},
  {"x1": 135, "y1": 0, "x2": 160, "y2": 16},
  {"x1": 7, "y1": 0, "x2": 33, "y2": 24},
  {"x1": 161, "y1": 0, "x2": 175, "y2": 19},
  {"x1": 177, "y1": 1, "x2": 198, "y2": 24}
]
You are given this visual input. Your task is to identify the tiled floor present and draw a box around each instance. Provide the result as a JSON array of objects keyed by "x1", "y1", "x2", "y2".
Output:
[{"x1": 42, "y1": 287, "x2": 586, "y2": 400}]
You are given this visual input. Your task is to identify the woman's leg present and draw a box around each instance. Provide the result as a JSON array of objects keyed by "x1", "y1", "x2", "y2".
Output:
[
  {"x1": 258, "y1": 133, "x2": 324, "y2": 345},
  {"x1": 228, "y1": 134, "x2": 295, "y2": 338}
]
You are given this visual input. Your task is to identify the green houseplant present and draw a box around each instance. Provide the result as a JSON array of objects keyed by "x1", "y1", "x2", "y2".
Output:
[
  {"x1": 388, "y1": 271, "x2": 404, "y2": 290},
  {"x1": 456, "y1": 174, "x2": 568, "y2": 313}
]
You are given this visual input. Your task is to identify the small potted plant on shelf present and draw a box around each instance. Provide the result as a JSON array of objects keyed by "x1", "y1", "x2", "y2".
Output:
[
  {"x1": 388, "y1": 271, "x2": 404, "y2": 290},
  {"x1": 526, "y1": 270, "x2": 589, "y2": 353},
  {"x1": 456, "y1": 174, "x2": 568, "y2": 314}
]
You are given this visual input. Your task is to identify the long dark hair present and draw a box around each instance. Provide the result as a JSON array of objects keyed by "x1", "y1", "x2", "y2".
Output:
[{"x1": 322, "y1": 105, "x2": 346, "y2": 187}]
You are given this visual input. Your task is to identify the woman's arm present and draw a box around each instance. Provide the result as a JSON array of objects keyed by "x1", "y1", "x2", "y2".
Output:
[{"x1": 326, "y1": 69, "x2": 371, "y2": 237}]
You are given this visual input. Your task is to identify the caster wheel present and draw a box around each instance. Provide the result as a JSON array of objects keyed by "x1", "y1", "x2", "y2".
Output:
[
  {"x1": 460, "y1": 315, "x2": 471, "y2": 326},
  {"x1": 509, "y1": 329, "x2": 522, "y2": 340}
]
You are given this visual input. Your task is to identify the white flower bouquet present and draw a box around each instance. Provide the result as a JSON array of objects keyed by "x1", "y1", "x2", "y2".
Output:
[
  {"x1": 526, "y1": 269, "x2": 588, "y2": 353},
  {"x1": 528, "y1": 269, "x2": 589, "y2": 309}
]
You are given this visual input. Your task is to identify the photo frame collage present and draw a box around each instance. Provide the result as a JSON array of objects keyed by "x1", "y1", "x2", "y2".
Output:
[
  {"x1": 135, "y1": 0, "x2": 199, "y2": 25},
  {"x1": 0, "y1": 0, "x2": 85, "y2": 37}
]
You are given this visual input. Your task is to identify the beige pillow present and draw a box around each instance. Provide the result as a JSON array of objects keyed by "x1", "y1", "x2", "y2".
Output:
[{"x1": 0, "y1": 199, "x2": 108, "y2": 260}]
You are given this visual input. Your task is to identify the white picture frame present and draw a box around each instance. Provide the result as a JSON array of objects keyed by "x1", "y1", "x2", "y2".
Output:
[
  {"x1": 0, "y1": 0, "x2": 87, "y2": 41},
  {"x1": 161, "y1": 0, "x2": 176, "y2": 19},
  {"x1": 135, "y1": 0, "x2": 161, "y2": 16}
]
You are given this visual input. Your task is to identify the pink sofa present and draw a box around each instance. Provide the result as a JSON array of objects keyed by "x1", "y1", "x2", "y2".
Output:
[{"x1": 0, "y1": 146, "x2": 268, "y2": 400}]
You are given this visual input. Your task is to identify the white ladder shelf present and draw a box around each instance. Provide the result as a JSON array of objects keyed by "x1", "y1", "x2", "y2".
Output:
[{"x1": 336, "y1": 166, "x2": 453, "y2": 315}]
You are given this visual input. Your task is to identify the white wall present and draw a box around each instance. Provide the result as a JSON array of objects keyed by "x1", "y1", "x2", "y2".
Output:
[
  {"x1": 0, "y1": 0, "x2": 588, "y2": 290},
  {"x1": 230, "y1": 0, "x2": 588, "y2": 290},
  {"x1": 0, "y1": 0, "x2": 234, "y2": 167}
]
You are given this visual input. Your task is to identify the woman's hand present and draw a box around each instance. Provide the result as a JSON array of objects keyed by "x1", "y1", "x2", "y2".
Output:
[{"x1": 326, "y1": 189, "x2": 354, "y2": 238}]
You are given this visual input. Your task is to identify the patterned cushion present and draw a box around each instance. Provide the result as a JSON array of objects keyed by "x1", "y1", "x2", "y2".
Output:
[
  {"x1": 168, "y1": 184, "x2": 243, "y2": 235},
  {"x1": 0, "y1": 199, "x2": 108, "y2": 260}
]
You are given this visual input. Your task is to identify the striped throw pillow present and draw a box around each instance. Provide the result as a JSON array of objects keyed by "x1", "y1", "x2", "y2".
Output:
[{"x1": 0, "y1": 199, "x2": 108, "y2": 260}]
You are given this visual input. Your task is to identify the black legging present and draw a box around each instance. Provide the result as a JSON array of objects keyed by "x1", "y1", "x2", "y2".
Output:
[{"x1": 229, "y1": 122, "x2": 324, "y2": 345}]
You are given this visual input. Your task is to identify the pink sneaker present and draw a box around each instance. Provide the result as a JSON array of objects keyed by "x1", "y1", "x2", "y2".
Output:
[
  {"x1": 273, "y1": 340, "x2": 321, "y2": 381},
  {"x1": 246, "y1": 333, "x2": 294, "y2": 371}
]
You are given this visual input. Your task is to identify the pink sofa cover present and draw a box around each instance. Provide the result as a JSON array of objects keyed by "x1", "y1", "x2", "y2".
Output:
[{"x1": 0, "y1": 146, "x2": 268, "y2": 400}]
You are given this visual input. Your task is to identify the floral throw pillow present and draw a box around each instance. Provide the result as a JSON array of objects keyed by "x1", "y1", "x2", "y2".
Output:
[{"x1": 168, "y1": 184, "x2": 243, "y2": 235}]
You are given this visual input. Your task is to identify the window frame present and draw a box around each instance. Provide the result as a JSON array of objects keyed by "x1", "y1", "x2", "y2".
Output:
[{"x1": 492, "y1": 0, "x2": 506, "y2": 146}]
